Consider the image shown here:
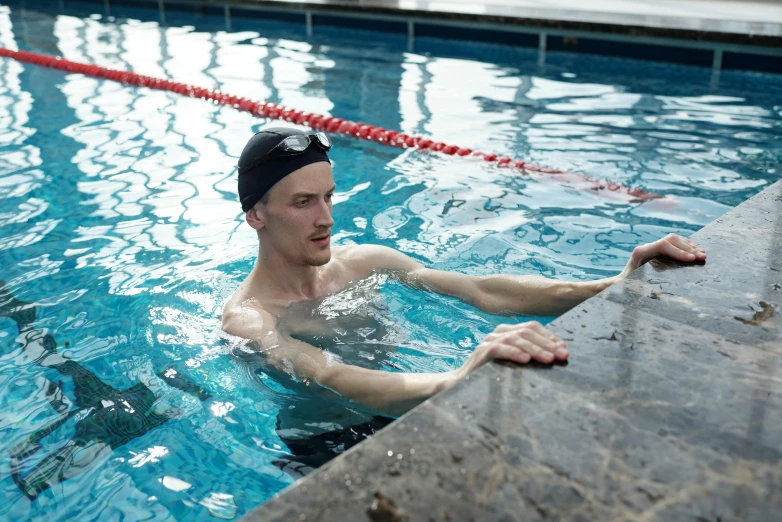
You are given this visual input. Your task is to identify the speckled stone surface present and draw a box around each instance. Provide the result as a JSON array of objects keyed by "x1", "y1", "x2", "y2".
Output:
[
  {"x1": 600, "y1": 181, "x2": 781, "y2": 349},
  {"x1": 243, "y1": 182, "x2": 781, "y2": 522}
]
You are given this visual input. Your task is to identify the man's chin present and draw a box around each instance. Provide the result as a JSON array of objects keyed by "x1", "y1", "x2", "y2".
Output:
[{"x1": 304, "y1": 248, "x2": 331, "y2": 267}]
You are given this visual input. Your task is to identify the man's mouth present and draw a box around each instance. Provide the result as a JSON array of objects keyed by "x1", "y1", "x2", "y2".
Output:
[{"x1": 310, "y1": 232, "x2": 330, "y2": 246}]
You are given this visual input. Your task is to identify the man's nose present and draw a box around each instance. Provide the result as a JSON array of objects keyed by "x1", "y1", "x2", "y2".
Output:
[{"x1": 314, "y1": 200, "x2": 334, "y2": 228}]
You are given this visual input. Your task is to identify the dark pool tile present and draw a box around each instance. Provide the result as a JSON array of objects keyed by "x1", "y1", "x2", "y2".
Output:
[
  {"x1": 313, "y1": 13, "x2": 406, "y2": 34},
  {"x1": 164, "y1": 3, "x2": 224, "y2": 17},
  {"x1": 724, "y1": 51, "x2": 782, "y2": 74},
  {"x1": 246, "y1": 298, "x2": 782, "y2": 521},
  {"x1": 231, "y1": 7, "x2": 306, "y2": 24},
  {"x1": 108, "y1": 0, "x2": 158, "y2": 9},
  {"x1": 5, "y1": 0, "x2": 63, "y2": 9},
  {"x1": 601, "y1": 181, "x2": 782, "y2": 348},
  {"x1": 415, "y1": 23, "x2": 538, "y2": 48},
  {"x1": 548, "y1": 35, "x2": 713, "y2": 67}
]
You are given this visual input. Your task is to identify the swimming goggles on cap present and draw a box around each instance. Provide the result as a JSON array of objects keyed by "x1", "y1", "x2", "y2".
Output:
[{"x1": 238, "y1": 132, "x2": 332, "y2": 176}]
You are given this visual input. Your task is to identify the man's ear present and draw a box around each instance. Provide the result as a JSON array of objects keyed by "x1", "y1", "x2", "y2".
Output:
[{"x1": 245, "y1": 206, "x2": 265, "y2": 231}]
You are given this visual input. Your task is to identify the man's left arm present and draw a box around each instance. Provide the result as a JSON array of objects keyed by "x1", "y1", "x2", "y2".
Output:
[{"x1": 350, "y1": 234, "x2": 706, "y2": 317}]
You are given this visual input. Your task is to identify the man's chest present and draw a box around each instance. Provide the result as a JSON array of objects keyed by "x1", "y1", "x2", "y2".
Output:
[{"x1": 276, "y1": 274, "x2": 407, "y2": 360}]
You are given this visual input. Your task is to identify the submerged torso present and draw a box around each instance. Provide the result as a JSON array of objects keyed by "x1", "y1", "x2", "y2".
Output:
[
  {"x1": 279, "y1": 273, "x2": 407, "y2": 370},
  {"x1": 233, "y1": 272, "x2": 408, "y2": 438}
]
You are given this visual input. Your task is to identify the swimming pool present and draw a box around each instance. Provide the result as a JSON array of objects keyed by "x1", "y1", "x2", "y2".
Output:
[{"x1": 0, "y1": 1, "x2": 780, "y2": 520}]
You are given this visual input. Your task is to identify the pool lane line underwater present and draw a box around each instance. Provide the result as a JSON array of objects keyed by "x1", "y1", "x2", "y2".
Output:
[{"x1": 0, "y1": 46, "x2": 663, "y2": 205}]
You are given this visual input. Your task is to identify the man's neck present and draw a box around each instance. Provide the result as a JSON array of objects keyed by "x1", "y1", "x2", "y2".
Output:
[{"x1": 249, "y1": 246, "x2": 326, "y2": 301}]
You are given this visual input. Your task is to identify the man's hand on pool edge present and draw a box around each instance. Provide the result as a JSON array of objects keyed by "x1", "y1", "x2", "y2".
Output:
[
  {"x1": 622, "y1": 233, "x2": 707, "y2": 276},
  {"x1": 457, "y1": 321, "x2": 568, "y2": 377},
  {"x1": 451, "y1": 235, "x2": 704, "y2": 375}
]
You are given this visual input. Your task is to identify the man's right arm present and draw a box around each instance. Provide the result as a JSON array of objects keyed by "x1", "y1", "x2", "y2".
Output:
[{"x1": 223, "y1": 306, "x2": 566, "y2": 417}]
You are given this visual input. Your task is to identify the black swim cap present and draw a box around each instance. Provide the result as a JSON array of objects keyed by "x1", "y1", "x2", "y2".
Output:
[{"x1": 237, "y1": 127, "x2": 330, "y2": 212}]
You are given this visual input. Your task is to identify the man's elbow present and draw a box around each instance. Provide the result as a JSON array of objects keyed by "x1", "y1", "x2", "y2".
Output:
[
  {"x1": 473, "y1": 277, "x2": 528, "y2": 315},
  {"x1": 474, "y1": 295, "x2": 512, "y2": 315},
  {"x1": 310, "y1": 363, "x2": 342, "y2": 391},
  {"x1": 469, "y1": 277, "x2": 500, "y2": 313},
  {"x1": 313, "y1": 365, "x2": 393, "y2": 413}
]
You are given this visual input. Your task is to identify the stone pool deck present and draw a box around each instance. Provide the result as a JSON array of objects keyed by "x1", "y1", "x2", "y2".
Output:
[{"x1": 243, "y1": 181, "x2": 781, "y2": 520}]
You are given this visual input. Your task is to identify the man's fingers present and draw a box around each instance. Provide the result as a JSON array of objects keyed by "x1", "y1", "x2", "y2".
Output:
[
  {"x1": 511, "y1": 337, "x2": 554, "y2": 363},
  {"x1": 515, "y1": 328, "x2": 568, "y2": 360},
  {"x1": 673, "y1": 235, "x2": 706, "y2": 255},
  {"x1": 668, "y1": 234, "x2": 706, "y2": 260},
  {"x1": 518, "y1": 320, "x2": 563, "y2": 344},
  {"x1": 660, "y1": 239, "x2": 699, "y2": 262},
  {"x1": 487, "y1": 323, "x2": 568, "y2": 364},
  {"x1": 687, "y1": 237, "x2": 707, "y2": 259},
  {"x1": 493, "y1": 323, "x2": 515, "y2": 333},
  {"x1": 529, "y1": 322, "x2": 567, "y2": 345},
  {"x1": 494, "y1": 340, "x2": 549, "y2": 364},
  {"x1": 489, "y1": 343, "x2": 532, "y2": 364}
]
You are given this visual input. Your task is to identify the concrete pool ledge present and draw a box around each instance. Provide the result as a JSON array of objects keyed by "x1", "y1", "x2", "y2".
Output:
[
  {"x1": 190, "y1": 0, "x2": 782, "y2": 46},
  {"x1": 243, "y1": 180, "x2": 781, "y2": 521},
  {"x1": 67, "y1": 0, "x2": 782, "y2": 72}
]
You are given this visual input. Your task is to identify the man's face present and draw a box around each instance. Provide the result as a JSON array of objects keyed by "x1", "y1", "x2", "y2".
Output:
[{"x1": 253, "y1": 162, "x2": 335, "y2": 266}]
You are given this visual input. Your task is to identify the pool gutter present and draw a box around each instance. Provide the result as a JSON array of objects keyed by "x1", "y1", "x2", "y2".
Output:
[
  {"x1": 172, "y1": 0, "x2": 782, "y2": 46},
  {"x1": 242, "y1": 180, "x2": 781, "y2": 520},
  {"x1": 70, "y1": 0, "x2": 782, "y2": 73}
]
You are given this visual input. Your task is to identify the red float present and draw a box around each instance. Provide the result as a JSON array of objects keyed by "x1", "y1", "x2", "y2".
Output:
[
  {"x1": 368, "y1": 128, "x2": 385, "y2": 141},
  {"x1": 0, "y1": 46, "x2": 660, "y2": 203},
  {"x1": 326, "y1": 118, "x2": 343, "y2": 132},
  {"x1": 357, "y1": 125, "x2": 373, "y2": 139}
]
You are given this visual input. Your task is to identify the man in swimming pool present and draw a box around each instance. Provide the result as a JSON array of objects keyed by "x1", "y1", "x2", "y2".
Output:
[{"x1": 222, "y1": 127, "x2": 707, "y2": 419}]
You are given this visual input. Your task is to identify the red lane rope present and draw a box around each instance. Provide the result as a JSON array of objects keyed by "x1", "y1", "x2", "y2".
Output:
[{"x1": 0, "y1": 47, "x2": 660, "y2": 203}]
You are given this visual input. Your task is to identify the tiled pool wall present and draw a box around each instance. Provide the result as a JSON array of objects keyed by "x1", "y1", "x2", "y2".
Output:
[{"x1": 22, "y1": 0, "x2": 782, "y2": 78}]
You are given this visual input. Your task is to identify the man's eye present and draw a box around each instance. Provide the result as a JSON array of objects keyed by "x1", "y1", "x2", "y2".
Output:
[
  {"x1": 296, "y1": 199, "x2": 308, "y2": 207},
  {"x1": 325, "y1": 193, "x2": 333, "y2": 201}
]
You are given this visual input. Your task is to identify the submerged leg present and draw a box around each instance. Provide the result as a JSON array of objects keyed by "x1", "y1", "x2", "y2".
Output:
[
  {"x1": 11, "y1": 439, "x2": 112, "y2": 500},
  {"x1": 43, "y1": 378, "x2": 72, "y2": 416},
  {"x1": 8, "y1": 326, "x2": 116, "y2": 410},
  {"x1": 0, "y1": 280, "x2": 36, "y2": 330},
  {"x1": 0, "y1": 282, "x2": 118, "y2": 409},
  {"x1": 273, "y1": 415, "x2": 394, "y2": 478},
  {"x1": 8, "y1": 408, "x2": 81, "y2": 499},
  {"x1": 1, "y1": 281, "x2": 58, "y2": 364},
  {"x1": 156, "y1": 367, "x2": 212, "y2": 401}
]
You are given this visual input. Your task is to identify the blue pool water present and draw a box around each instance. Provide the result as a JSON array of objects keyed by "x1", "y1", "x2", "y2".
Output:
[{"x1": 0, "y1": 1, "x2": 780, "y2": 520}]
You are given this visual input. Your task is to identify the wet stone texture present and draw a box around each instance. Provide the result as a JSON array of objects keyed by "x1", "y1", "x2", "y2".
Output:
[
  {"x1": 243, "y1": 181, "x2": 781, "y2": 522},
  {"x1": 600, "y1": 180, "x2": 781, "y2": 349}
]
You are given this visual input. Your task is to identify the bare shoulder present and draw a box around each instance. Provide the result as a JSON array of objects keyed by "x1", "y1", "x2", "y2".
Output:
[
  {"x1": 221, "y1": 292, "x2": 275, "y2": 340},
  {"x1": 336, "y1": 244, "x2": 422, "y2": 277}
]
